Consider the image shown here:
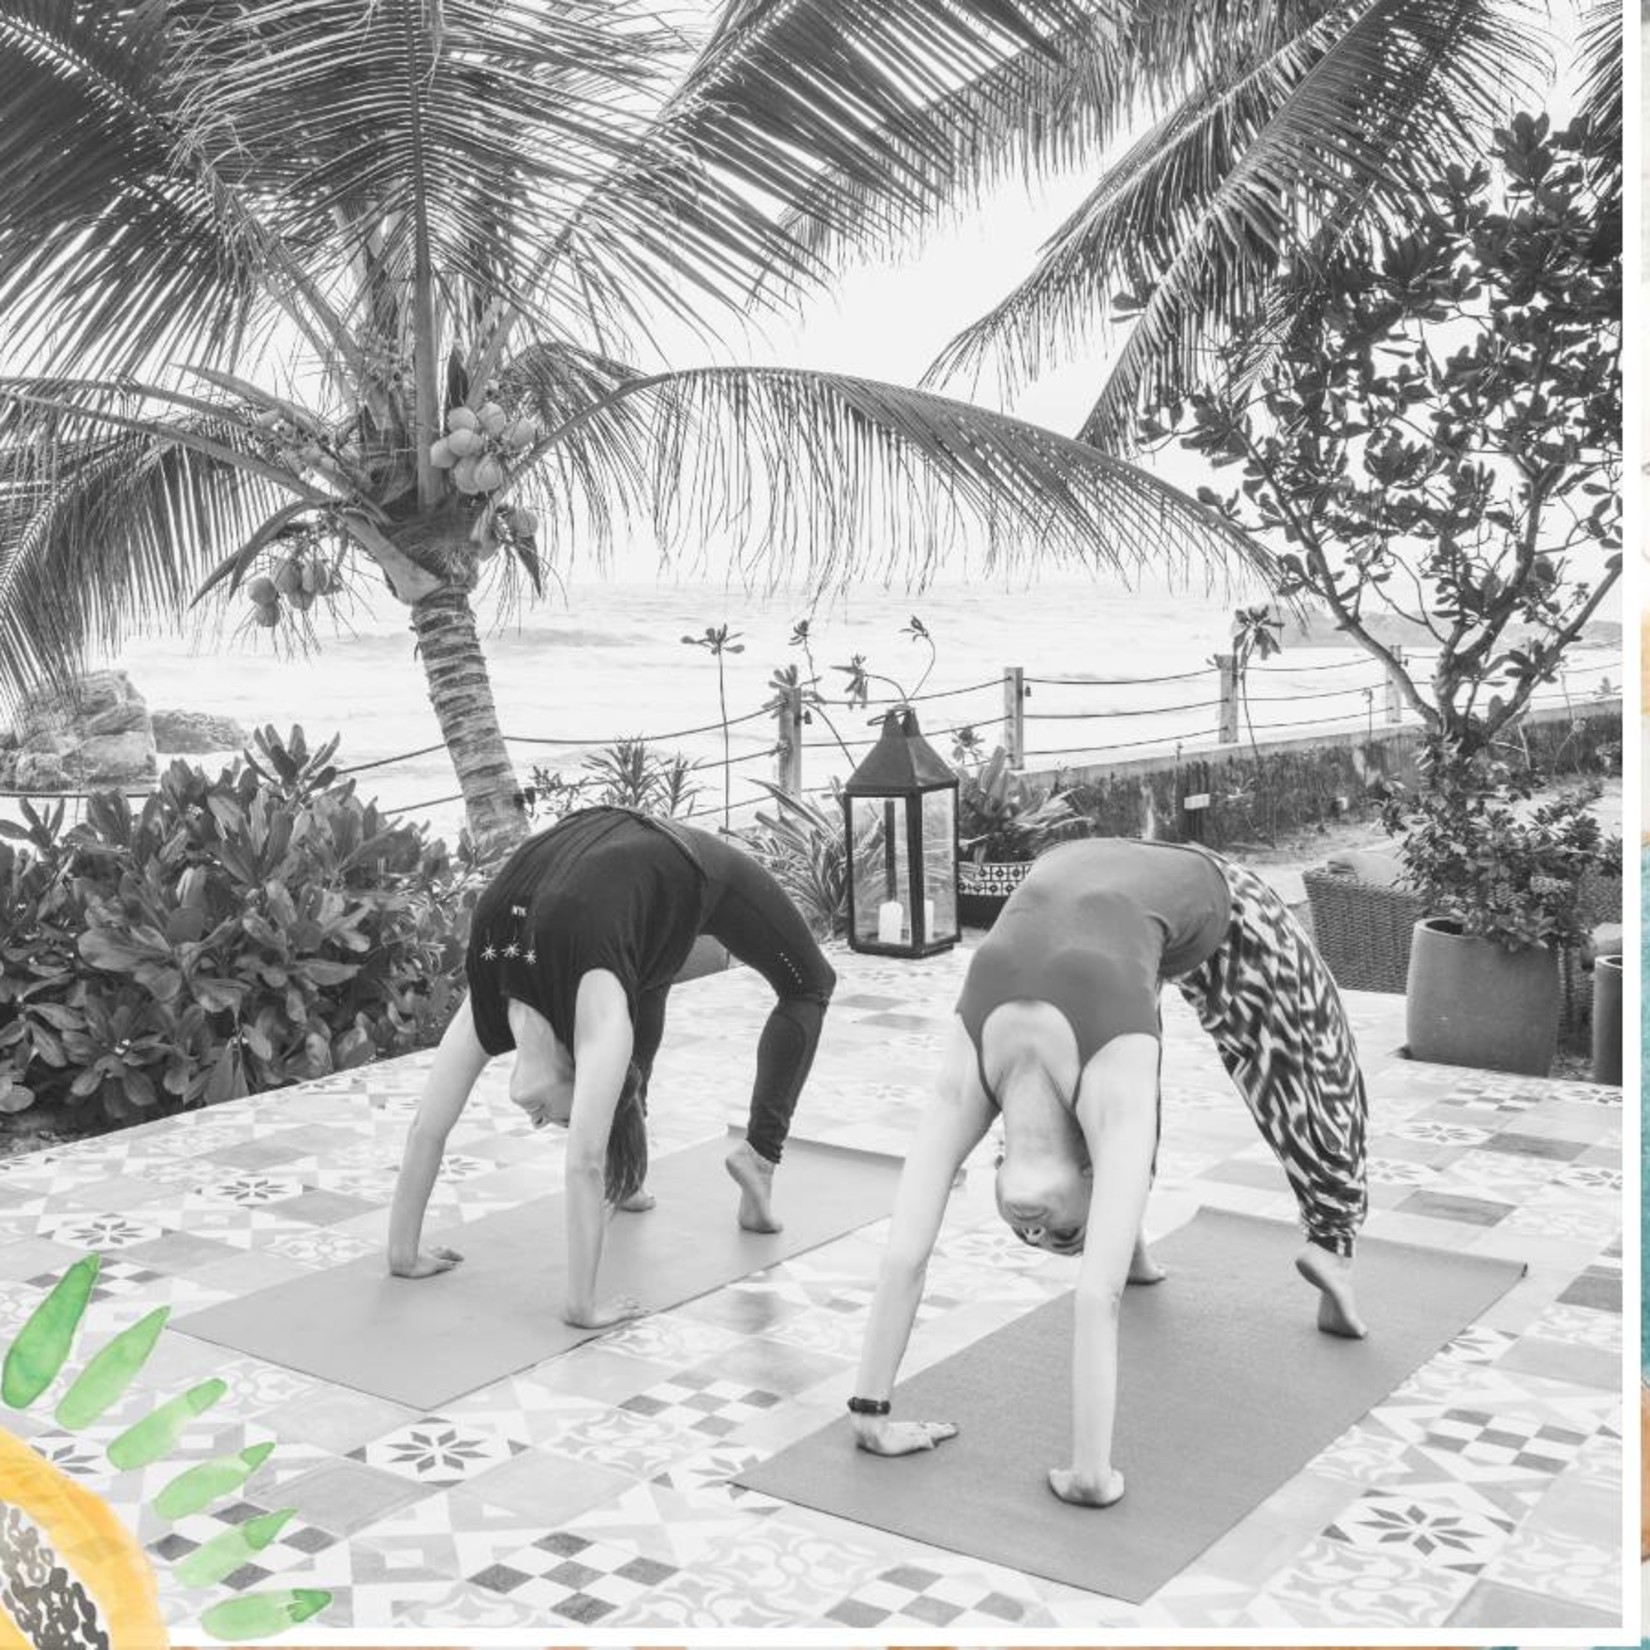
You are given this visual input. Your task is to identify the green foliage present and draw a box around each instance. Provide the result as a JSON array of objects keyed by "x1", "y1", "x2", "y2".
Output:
[
  {"x1": 736, "y1": 782, "x2": 851, "y2": 940},
  {"x1": 956, "y1": 747, "x2": 1083, "y2": 864},
  {"x1": 0, "y1": 728, "x2": 475, "y2": 1126},
  {"x1": 523, "y1": 739, "x2": 703, "y2": 825},
  {"x1": 1146, "y1": 114, "x2": 1621, "y2": 763},
  {"x1": 1380, "y1": 745, "x2": 1621, "y2": 952}
]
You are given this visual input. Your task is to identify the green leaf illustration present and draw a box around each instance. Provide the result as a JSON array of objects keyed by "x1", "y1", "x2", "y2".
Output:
[
  {"x1": 107, "y1": 1377, "x2": 227, "y2": 1470},
  {"x1": 200, "y1": 1588, "x2": 331, "y2": 1642},
  {"x1": 173, "y1": 1508, "x2": 294, "y2": 1588},
  {"x1": 3, "y1": 1254, "x2": 100, "y2": 1409},
  {"x1": 154, "y1": 1441, "x2": 275, "y2": 1521},
  {"x1": 55, "y1": 1305, "x2": 170, "y2": 1429}
]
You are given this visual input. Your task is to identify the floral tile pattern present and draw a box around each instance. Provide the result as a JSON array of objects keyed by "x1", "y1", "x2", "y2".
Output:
[{"x1": 0, "y1": 946, "x2": 1623, "y2": 1634}]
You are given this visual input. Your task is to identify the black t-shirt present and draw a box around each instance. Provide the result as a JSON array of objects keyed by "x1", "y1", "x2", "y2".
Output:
[{"x1": 465, "y1": 809, "x2": 707, "y2": 1057}]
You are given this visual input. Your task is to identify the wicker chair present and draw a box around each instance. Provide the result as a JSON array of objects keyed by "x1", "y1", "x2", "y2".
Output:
[
  {"x1": 1304, "y1": 857, "x2": 1624, "y2": 1032},
  {"x1": 1302, "y1": 857, "x2": 1422, "y2": 994}
]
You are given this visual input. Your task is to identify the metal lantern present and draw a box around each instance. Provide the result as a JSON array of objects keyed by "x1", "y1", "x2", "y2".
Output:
[{"x1": 842, "y1": 707, "x2": 959, "y2": 957}]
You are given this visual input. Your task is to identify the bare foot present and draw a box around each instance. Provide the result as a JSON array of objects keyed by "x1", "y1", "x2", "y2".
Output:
[
  {"x1": 618, "y1": 1187, "x2": 656, "y2": 1213},
  {"x1": 1296, "y1": 1245, "x2": 1367, "y2": 1339},
  {"x1": 1128, "y1": 1235, "x2": 1166, "y2": 1285},
  {"x1": 726, "y1": 1141, "x2": 783, "y2": 1233}
]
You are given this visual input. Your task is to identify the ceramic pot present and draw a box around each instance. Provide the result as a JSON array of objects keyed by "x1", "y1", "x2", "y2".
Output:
[
  {"x1": 1590, "y1": 952, "x2": 1622, "y2": 1084},
  {"x1": 957, "y1": 860, "x2": 1030, "y2": 929},
  {"x1": 1405, "y1": 917, "x2": 1559, "y2": 1077}
]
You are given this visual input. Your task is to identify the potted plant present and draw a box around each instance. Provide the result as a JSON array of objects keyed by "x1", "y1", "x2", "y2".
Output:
[
  {"x1": 1384, "y1": 748, "x2": 1621, "y2": 1076},
  {"x1": 955, "y1": 745, "x2": 1085, "y2": 928}
]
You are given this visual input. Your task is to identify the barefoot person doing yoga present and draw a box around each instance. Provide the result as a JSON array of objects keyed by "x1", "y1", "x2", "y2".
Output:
[
  {"x1": 848, "y1": 837, "x2": 1369, "y2": 1506},
  {"x1": 387, "y1": 805, "x2": 836, "y2": 1328}
]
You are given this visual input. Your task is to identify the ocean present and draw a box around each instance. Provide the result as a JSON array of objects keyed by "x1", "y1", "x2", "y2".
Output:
[{"x1": 104, "y1": 571, "x2": 1620, "y2": 845}]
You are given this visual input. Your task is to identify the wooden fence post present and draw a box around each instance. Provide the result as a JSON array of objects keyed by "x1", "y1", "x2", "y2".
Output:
[
  {"x1": 1384, "y1": 645, "x2": 1405, "y2": 725},
  {"x1": 1215, "y1": 653, "x2": 1238, "y2": 745},
  {"x1": 1002, "y1": 666, "x2": 1026, "y2": 769},
  {"x1": 775, "y1": 682, "x2": 803, "y2": 797}
]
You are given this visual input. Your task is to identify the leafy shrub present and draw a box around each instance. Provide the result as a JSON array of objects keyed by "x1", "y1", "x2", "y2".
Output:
[
  {"x1": 1382, "y1": 748, "x2": 1622, "y2": 953},
  {"x1": 0, "y1": 728, "x2": 476, "y2": 1127},
  {"x1": 524, "y1": 738, "x2": 702, "y2": 823},
  {"x1": 737, "y1": 781, "x2": 850, "y2": 939},
  {"x1": 956, "y1": 747, "x2": 1084, "y2": 864}
]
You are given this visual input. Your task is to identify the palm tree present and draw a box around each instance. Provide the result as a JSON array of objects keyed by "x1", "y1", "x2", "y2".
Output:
[
  {"x1": 759, "y1": 0, "x2": 1614, "y2": 449},
  {"x1": 0, "y1": 0, "x2": 1269, "y2": 859}
]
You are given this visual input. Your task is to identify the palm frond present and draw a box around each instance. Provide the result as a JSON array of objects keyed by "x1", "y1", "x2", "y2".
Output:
[
  {"x1": 0, "y1": 394, "x2": 306, "y2": 702},
  {"x1": 760, "y1": 0, "x2": 1335, "y2": 279},
  {"x1": 557, "y1": 0, "x2": 1102, "y2": 326},
  {"x1": 172, "y1": 0, "x2": 768, "y2": 345},
  {"x1": 0, "y1": 1, "x2": 271, "y2": 379},
  {"x1": 507, "y1": 357, "x2": 1270, "y2": 596},
  {"x1": 925, "y1": 0, "x2": 1543, "y2": 446},
  {"x1": 1573, "y1": 0, "x2": 1621, "y2": 182}
]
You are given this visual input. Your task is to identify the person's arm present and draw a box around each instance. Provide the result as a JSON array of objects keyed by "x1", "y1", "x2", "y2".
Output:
[
  {"x1": 561, "y1": 969, "x2": 642, "y2": 1329},
  {"x1": 388, "y1": 997, "x2": 491, "y2": 1278},
  {"x1": 853, "y1": 1019, "x2": 993, "y2": 1456},
  {"x1": 1052, "y1": 1032, "x2": 1161, "y2": 1507}
]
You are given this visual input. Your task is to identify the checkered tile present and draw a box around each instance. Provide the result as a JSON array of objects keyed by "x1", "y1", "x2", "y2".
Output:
[
  {"x1": 618, "y1": 1374, "x2": 782, "y2": 1439},
  {"x1": 467, "y1": 1530, "x2": 679, "y2": 1623},
  {"x1": 147, "y1": 1499, "x2": 341, "y2": 1588},
  {"x1": 26, "y1": 1257, "x2": 165, "y2": 1300},
  {"x1": 824, "y1": 1564, "x2": 1036, "y2": 1627},
  {"x1": 1423, "y1": 1408, "x2": 1591, "y2": 1474}
]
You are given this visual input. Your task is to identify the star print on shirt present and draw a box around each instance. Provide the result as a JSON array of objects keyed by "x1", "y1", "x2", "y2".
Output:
[
  {"x1": 503, "y1": 943, "x2": 520, "y2": 959},
  {"x1": 524, "y1": 950, "x2": 537, "y2": 965},
  {"x1": 481, "y1": 944, "x2": 498, "y2": 961}
]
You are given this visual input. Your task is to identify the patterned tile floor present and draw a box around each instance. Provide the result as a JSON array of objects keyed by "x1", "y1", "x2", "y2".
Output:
[{"x1": 0, "y1": 946, "x2": 1627, "y2": 1635}]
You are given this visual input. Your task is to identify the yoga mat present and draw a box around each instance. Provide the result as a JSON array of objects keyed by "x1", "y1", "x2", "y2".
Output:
[
  {"x1": 739, "y1": 1208, "x2": 1525, "y2": 1603},
  {"x1": 175, "y1": 1135, "x2": 899, "y2": 1410}
]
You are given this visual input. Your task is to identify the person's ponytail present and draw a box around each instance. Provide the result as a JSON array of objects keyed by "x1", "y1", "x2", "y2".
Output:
[{"x1": 603, "y1": 1061, "x2": 649, "y2": 1205}]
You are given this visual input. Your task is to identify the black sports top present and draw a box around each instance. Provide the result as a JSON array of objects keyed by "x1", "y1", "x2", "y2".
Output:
[
  {"x1": 464, "y1": 808, "x2": 708, "y2": 1058},
  {"x1": 954, "y1": 838, "x2": 1232, "y2": 1102}
]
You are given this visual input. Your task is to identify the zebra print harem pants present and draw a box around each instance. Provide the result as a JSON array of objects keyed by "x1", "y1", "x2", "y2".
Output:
[{"x1": 1173, "y1": 855, "x2": 1369, "y2": 1257}]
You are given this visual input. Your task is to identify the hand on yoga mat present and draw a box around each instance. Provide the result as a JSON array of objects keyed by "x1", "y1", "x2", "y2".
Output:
[
  {"x1": 1047, "y1": 1464, "x2": 1125, "y2": 1507},
  {"x1": 852, "y1": 1417, "x2": 958, "y2": 1455},
  {"x1": 388, "y1": 1246, "x2": 464, "y2": 1280},
  {"x1": 562, "y1": 1294, "x2": 645, "y2": 1330}
]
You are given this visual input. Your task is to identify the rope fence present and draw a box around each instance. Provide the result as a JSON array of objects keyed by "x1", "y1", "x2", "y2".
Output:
[{"x1": 0, "y1": 648, "x2": 1620, "y2": 834}]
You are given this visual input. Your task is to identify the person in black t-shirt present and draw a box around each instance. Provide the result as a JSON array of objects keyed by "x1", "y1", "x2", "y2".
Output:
[{"x1": 386, "y1": 807, "x2": 836, "y2": 1328}]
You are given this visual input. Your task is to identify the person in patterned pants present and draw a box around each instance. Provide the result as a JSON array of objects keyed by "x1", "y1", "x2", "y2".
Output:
[{"x1": 847, "y1": 837, "x2": 1369, "y2": 1512}]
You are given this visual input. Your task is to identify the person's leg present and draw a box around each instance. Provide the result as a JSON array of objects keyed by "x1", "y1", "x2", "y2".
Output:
[
  {"x1": 696, "y1": 838, "x2": 836, "y2": 1230},
  {"x1": 1174, "y1": 857, "x2": 1369, "y2": 1337}
]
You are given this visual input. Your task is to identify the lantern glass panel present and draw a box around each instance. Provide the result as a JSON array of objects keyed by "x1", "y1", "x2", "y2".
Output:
[
  {"x1": 848, "y1": 793, "x2": 913, "y2": 948},
  {"x1": 921, "y1": 786, "x2": 959, "y2": 943}
]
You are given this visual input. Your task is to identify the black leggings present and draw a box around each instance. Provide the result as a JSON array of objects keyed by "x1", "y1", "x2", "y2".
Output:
[{"x1": 631, "y1": 828, "x2": 835, "y2": 1164}]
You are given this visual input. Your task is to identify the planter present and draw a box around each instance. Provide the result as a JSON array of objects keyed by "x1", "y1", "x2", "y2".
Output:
[
  {"x1": 958, "y1": 860, "x2": 1031, "y2": 929},
  {"x1": 1590, "y1": 951, "x2": 1622, "y2": 1085},
  {"x1": 1405, "y1": 917, "x2": 1560, "y2": 1077}
]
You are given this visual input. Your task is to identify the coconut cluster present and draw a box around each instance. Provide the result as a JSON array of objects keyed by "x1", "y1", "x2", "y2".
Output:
[
  {"x1": 430, "y1": 403, "x2": 539, "y2": 511},
  {"x1": 244, "y1": 550, "x2": 342, "y2": 628}
]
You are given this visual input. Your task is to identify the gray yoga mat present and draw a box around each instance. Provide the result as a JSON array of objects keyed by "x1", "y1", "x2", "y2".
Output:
[
  {"x1": 175, "y1": 1134, "x2": 899, "y2": 1410},
  {"x1": 739, "y1": 1207, "x2": 1525, "y2": 1603}
]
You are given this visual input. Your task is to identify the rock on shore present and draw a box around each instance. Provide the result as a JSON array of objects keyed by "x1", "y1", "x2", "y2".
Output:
[
  {"x1": 0, "y1": 670, "x2": 157, "y2": 791},
  {"x1": 151, "y1": 708, "x2": 249, "y2": 754},
  {"x1": 0, "y1": 676, "x2": 249, "y2": 791}
]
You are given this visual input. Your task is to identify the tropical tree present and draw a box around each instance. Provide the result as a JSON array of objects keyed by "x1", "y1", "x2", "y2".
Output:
[
  {"x1": 0, "y1": 0, "x2": 1271, "y2": 859},
  {"x1": 762, "y1": 0, "x2": 1616, "y2": 451}
]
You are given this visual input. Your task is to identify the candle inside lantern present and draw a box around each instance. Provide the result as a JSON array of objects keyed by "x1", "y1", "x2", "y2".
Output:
[{"x1": 877, "y1": 899, "x2": 904, "y2": 944}]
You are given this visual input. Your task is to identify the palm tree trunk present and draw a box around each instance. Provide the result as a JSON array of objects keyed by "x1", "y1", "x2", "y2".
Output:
[{"x1": 409, "y1": 587, "x2": 525, "y2": 858}]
